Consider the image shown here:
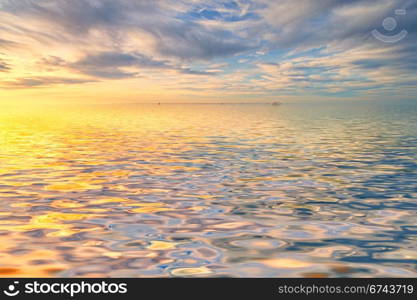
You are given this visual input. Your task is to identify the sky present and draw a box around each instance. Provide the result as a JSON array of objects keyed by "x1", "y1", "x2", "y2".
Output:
[{"x1": 0, "y1": 0, "x2": 416, "y2": 103}]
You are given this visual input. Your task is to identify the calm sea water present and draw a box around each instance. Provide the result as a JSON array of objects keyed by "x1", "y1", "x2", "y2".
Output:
[{"x1": 0, "y1": 102, "x2": 416, "y2": 277}]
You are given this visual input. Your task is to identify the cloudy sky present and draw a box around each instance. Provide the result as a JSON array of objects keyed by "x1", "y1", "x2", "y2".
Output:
[{"x1": 0, "y1": 0, "x2": 416, "y2": 103}]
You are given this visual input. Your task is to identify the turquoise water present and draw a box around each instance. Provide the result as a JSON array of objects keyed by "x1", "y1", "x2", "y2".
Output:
[{"x1": 0, "y1": 101, "x2": 416, "y2": 277}]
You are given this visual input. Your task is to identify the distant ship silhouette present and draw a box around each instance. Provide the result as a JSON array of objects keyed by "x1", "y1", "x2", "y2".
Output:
[{"x1": 271, "y1": 101, "x2": 282, "y2": 106}]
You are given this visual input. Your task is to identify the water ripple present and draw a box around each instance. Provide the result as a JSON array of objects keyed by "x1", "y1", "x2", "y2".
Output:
[{"x1": 0, "y1": 102, "x2": 416, "y2": 277}]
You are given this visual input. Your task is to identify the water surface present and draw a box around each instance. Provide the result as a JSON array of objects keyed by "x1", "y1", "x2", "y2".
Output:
[{"x1": 0, "y1": 102, "x2": 416, "y2": 277}]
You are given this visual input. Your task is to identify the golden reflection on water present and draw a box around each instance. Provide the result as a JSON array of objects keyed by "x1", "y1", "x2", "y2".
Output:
[{"x1": 0, "y1": 103, "x2": 416, "y2": 277}]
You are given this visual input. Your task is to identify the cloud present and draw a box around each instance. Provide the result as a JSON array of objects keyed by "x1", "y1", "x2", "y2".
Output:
[
  {"x1": 259, "y1": 0, "x2": 417, "y2": 52},
  {"x1": 0, "y1": 0, "x2": 254, "y2": 60},
  {"x1": 0, "y1": 60, "x2": 10, "y2": 72},
  {"x1": 35, "y1": 51, "x2": 218, "y2": 79},
  {"x1": 151, "y1": 23, "x2": 254, "y2": 59},
  {"x1": 0, "y1": 0, "x2": 416, "y2": 99},
  {"x1": 0, "y1": 38, "x2": 19, "y2": 49},
  {"x1": 69, "y1": 52, "x2": 169, "y2": 79},
  {"x1": 72, "y1": 51, "x2": 218, "y2": 78},
  {"x1": 254, "y1": 40, "x2": 417, "y2": 97},
  {"x1": 178, "y1": 67, "x2": 217, "y2": 76}
]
